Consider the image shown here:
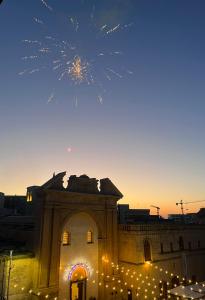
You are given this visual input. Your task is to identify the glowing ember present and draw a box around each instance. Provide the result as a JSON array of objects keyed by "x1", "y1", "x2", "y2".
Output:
[{"x1": 69, "y1": 56, "x2": 88, "y2": 84}]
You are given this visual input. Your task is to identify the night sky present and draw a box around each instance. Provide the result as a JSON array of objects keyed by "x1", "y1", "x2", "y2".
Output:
[{"x1": 1, "y1": 0, "x2": 205, "y2": 216}]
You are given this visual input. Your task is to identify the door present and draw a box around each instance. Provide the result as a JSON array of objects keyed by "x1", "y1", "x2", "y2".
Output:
[{"x1": 70, "y1": 279, "x2": 86, "y2": 300}]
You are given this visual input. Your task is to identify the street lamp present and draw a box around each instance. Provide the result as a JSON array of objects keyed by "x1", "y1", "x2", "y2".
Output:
[
  {"x1": 0, "y1": 250, "x2": 13, "y2": 300},
  {"x1": 6, "y1": 250, "x2": 13, "y2": 300}
]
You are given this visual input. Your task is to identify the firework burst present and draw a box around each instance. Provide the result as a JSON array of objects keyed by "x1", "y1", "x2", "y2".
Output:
[{"x1": 20, "y1": 0, "x2": 134, "y2": 105}]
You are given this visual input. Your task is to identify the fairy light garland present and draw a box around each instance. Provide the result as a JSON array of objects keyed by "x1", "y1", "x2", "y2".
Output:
[{"x1": 11, "y1": 259, "x2": 204, "y2": 299}]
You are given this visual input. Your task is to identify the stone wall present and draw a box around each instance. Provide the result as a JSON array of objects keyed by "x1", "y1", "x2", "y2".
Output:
[{"x1": 0, "y1": 254, "x2": 34, "y2": 300}]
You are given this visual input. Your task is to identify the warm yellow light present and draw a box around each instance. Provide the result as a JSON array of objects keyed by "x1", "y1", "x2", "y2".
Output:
[
  {"x1": 62, "y1": 231, "x2": 71, "y2": 245},
  {"x1": 87, "y1": 230, "x2": 93, "y2": 243}
]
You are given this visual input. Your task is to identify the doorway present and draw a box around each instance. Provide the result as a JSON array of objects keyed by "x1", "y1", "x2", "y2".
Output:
[{"x1": 70, "y1": 279, "x2": 86, "y2": 300}]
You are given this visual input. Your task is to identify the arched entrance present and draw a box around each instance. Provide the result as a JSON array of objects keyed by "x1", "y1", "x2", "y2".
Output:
[
  {"x1": 59, "y1": 212, "x2": 99, "y2": 300},
  {"x1": 69, "y1": 264, "x2": 88, "y2": 300}
]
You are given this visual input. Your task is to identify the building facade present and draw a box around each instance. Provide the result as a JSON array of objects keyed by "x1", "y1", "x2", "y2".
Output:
[{"x1": 0, "y1": 172, "x2": 205, "y2": 300}]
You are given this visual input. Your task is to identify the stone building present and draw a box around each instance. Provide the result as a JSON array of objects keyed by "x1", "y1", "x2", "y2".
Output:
[{"x1": 0, "y1": 172, "x2": 205, "y2": 300}]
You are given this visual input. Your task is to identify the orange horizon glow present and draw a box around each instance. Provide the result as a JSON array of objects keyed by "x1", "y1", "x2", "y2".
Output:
[{"x1": 1, "y1": 168, "x2": 204, "y2": 218}]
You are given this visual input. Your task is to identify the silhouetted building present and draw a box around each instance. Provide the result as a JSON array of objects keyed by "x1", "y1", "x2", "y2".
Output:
[{"x1": 0, "y1": 172, "x2": 205, "y2": 300}]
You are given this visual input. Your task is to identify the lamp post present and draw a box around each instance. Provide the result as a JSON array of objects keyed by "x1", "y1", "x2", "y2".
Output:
[{"x1": 6, "y1": 250, "x2": 13, "y2": 300}]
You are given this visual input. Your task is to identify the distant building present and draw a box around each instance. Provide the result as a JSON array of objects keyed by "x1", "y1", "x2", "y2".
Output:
[
  {"x1": 0, "y1": 172, "x2": 205, "y2": 300},
  {"x1": 168, "y1": 210, "x2": 205, "y2": 224}
]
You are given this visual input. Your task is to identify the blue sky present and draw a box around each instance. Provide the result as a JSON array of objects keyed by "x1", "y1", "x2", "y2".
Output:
[{"x1": 1, "y1": 0, "x2": 205, "y2": 215}]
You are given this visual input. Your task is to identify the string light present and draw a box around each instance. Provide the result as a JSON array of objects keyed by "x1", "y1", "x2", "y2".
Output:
[{"x1": 11, "y1": 258, "x2": 200, "y2": 300}]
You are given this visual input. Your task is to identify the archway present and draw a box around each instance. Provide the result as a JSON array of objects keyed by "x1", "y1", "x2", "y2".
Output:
[
  {"x1": 59, "y1": 212, "x2": 99, "y2": 300},
  {"x1": 70, "y1": 264, "x2": 88, "y2": 300}
]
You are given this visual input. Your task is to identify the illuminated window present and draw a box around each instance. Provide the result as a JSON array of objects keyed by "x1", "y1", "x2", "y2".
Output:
[
  {"x1": 27, "y1": 192, "x2": 32, "y2": 202},
  {"x1": 62, "y1": 231, "x2": 71, "y2": 246},
  {"x1": 144, "y1": 240, "x2": 152, "y2": 262},
  {"x1": 87, "y1": 230, "x2": 93, "y2": 244}
]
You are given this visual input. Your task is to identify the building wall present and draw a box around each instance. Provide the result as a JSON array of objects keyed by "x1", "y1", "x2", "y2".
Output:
[
  {"x1": 118, "y1": 224, "x2": 205, "y2": 299},
  {"x1": 32, "y1": 188, "x2": 120, "y2": 300},
  {"x1": 59, "y1": 212, "x2": 99, "y2": 300},
  {"x1": 0, "y1": 255, "x2": 34, "y2": 300}
]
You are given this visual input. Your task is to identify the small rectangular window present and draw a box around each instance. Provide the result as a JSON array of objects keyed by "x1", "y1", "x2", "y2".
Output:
[
  {"x1": 170, "y1": 242, "x2": 173, "y2": 252},
  {"x1": 63, "y1": 231, "x2": 71, "y2": 245},
  {"x1": 87, "y1": 230, "x2": 93, "y2": 244}
]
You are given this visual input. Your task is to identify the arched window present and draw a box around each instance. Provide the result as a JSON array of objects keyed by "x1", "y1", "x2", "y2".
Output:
[
  {"x1": 144, "y1": 240, "x2": 151, "y2": 262},
  {"x1": 179, "y1": 236, "x2": 184, "y2": 251},
  {"x1": 62, "y1": 231, "x2": 71, "y2": 246},
  {"x1": 87, "y1": 230, "x2": 93, "y2": 244}
]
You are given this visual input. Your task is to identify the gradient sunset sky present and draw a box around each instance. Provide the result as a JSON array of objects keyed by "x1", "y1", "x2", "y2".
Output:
[{"x1": 1, "y1": 0, "x2": 205, "y2": 216}]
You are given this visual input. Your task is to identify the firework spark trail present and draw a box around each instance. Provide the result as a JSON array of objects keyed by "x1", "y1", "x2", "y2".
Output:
[
  {"x1": 98, "y1": 95, "x2": 103, "y2": 104},
  {"x1": 40, "y1": 0, "x2": 53, "y2": 11},
  {"x1": 33, "y1": 17, "x2": 44, "y2": 25},
  {"x1": 45, "y1": 36, "x2": 56, "y2": 41},
  {"x1": 100, "y1": 24, "x2": 107, "y2": 31},
  {"x1": 58, "y1": 70, "x2": 68, "y2": 81},
  {"x1": 53, "y1": 63, "x2": 63, "y2": 71},
  {"x1": 29, "y1": 68, "x2": 40, "y2": 74},
  {"x1": 122, "y1": 22, "x2": 134, "y2": 29},
  {"x1": 106, "y1": 68, "x2": 123, "y2": 78},
  {"x1": 69, "y1": 17, "x2": 79, "y2": 32},
  {"x1": 90, "y1": 5, "x2": 95, "y2": 20},
  {"x1": 47, "y1": 92, "x2": 54, "y2": 103},
  {"x1": 22, "y1": 39, "x2": 42, "y2": 45},
  {"x1": 53, "y1": 59, "x2": 61, "y2": 64},
  {"x1": 18, "y1": 70, "x2": 28, "y2": 76},
  {"x1": 110, "y1": 51, "x2": 123, "y2": 55},
  {"x1": 106, "y1": 24, "x2": 120, "y2": 35},
  {"x1": 104, "y1": 72, "x2": 111, "y2": 81},
  {"x1": 22, "y1": 55, "x2": 38, "y2": 60},
  {"x1": 38, "y1": 47, "x2": 50, "y2": 53}
]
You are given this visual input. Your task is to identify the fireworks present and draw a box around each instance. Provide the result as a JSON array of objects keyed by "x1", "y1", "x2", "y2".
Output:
[
  {"x1": 20, "y1": 0, "x2": 134, "y2": 105},
  {"x1": 69, "y1": 56, "x2": 89, "y2": 84}
]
